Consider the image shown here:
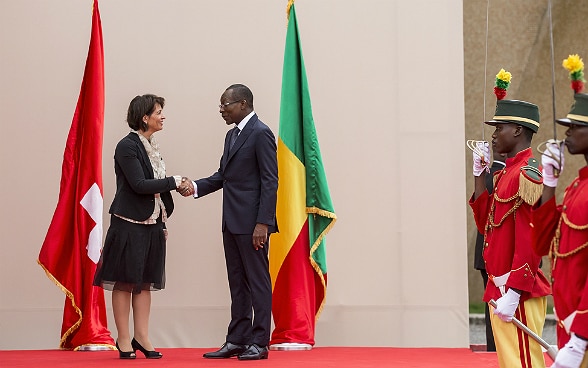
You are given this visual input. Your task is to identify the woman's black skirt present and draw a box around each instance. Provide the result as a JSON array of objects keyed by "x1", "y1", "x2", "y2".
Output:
[{"x1": 93, "y1": 215, "x2": 166, "y2": 294}]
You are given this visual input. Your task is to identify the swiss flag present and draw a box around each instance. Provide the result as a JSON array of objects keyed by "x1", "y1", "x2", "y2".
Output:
[{"x1": 38, "y1": 0, "x2": 114, "y2": 350}]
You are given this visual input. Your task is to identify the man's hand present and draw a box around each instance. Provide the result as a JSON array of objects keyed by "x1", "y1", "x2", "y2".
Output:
[
  {"x1": 472, "y1": 141, "x2": 490, "y2": 177},
  {"x1": 177, "y1": 177, "x2": 195, "y2": 197},
  {"x1": 552, "y1": 334, "x2": 588, "y2": 368},
  {"x1": 493, "y1": 288, "x2": 520, "y2": 322},
  {"x1": 252, "y1": 223, "x2": 268, "y2": 250},
  {"x1": 542, "y1": 139, "x2": 564, "y2": 188}
]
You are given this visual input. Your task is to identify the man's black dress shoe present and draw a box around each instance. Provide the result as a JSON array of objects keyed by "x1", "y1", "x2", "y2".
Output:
[
  {"x1": 238, "y1": 344, "x2": 269, "y2": 360},
  {"x1": 203, "y1": 342, "x2": 247, "y2": 359}
]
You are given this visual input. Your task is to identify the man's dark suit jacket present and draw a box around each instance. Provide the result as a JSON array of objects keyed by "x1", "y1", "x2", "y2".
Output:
[
  {"x1": 195, "y1": 114, "x2": 278, "y2": 234},
  {"x1": 109, "y1": 132, "x2": 177, "y2": 222}
]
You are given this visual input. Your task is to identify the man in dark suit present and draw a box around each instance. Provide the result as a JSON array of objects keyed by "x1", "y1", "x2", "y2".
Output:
[{"x1": 181, "y1": 84, "x2": 278, "y2": 360}]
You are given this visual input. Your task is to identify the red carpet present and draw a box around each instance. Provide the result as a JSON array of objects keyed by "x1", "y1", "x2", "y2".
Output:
[{"x1": 0, "y1": 347, "x2": 513, "y2": 367}]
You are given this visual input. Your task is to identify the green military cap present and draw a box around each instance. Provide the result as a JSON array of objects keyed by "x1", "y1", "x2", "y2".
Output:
[
  {"x1": 485, "y1": 99, "x2": 540, "y2": 133},
  {"x1": 557, "y1": 93, "x2": 588, "y2": 127}
]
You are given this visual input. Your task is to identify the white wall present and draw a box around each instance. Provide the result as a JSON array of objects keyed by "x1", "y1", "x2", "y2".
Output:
[{"x1": 0, "y1": 0, "x2": 467, "y2": 349}]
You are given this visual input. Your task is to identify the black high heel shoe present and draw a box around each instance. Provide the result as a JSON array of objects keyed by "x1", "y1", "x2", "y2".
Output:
[
  {"x1": 132, "y1": 338, "x2": 163, "y2": 359},
  {"x1": 116, "y1": 341, "x2": 136, "y2": 359}
]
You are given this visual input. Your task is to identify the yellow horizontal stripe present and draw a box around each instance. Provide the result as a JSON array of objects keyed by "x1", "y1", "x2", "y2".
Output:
[
  {"x1": 567, "y1": 114, "x2": 588, "y2": 123},
  {"x1": 493, "y1": 115, "x2": 540, "y2": 127},
  {"x1": 269, "y1": 138, "x2": 307, "y2": 289}
]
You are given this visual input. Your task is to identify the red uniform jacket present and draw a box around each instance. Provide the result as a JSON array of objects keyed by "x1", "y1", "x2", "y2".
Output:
[
  {"x1": 470, "y1": 148, "x2": 551, "y2": 304},
  {"x1": 531, "y1": 166, "x2": 588, "y2": 346}
]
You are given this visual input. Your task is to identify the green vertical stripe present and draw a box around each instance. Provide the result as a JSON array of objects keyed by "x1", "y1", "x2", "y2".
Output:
[{"x1": 279, "y1": 5, "x2": 305, "y2": 162}]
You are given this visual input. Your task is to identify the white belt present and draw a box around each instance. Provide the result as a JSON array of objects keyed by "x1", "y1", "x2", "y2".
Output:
[
  {"x1": 554, "y1": 307, "x2": 577, "y2": 335},
  {"x1": 490, "y1": 272, "x2": 510, "y2": 296}
]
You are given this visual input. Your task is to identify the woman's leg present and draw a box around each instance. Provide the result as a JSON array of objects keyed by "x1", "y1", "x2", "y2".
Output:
[
  {"x1": 112, "y1": 290, "x2": 132, "y2": 351},
  {"x1": 132, "y1": 290, "x2": 154, "y2": 350}
]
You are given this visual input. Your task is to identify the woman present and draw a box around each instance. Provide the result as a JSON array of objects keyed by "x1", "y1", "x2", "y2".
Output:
[{"x1": 94, "y1": 94, "x2": 192, "y2": 359}]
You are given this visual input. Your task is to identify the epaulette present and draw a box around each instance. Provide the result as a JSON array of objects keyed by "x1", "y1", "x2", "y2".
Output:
[{"x1": 519, "y1": 157, "x2": 543, "y2": 205}]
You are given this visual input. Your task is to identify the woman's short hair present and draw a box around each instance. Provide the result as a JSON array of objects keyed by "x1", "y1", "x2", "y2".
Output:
[{"x1": 127, "y1": 94, "x2": 165, "y2": 131}]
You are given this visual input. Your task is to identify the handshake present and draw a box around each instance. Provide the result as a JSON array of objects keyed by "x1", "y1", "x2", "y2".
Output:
[{"x1": 177, "y1": 177, "x2": 195, "y2": 197}]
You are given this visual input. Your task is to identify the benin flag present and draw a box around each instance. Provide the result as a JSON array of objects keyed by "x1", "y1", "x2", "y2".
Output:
[
  {"x1": 270, "y1": 3, "x2": 336, "y2": 347},
  {"x1": 38, "y1": 0, "x2": 114, "y2": 350}
]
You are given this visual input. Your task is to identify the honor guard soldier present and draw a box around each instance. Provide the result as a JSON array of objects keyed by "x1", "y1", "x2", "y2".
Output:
[
  {"x1": 469, "y1": 69, "x2": 550, "y2": 368},
  {"x1": 532, "y1": 92, "x2": 588, "y2": 368}
]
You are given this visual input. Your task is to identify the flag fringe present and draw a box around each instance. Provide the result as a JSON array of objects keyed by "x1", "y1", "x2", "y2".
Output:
[
  {"x1": 306, "y1": 206, "x2": 337, "y2": 319},
  {"x1": 286, "y1": 0, "x2": 295, "y2": 21},
  {"x1": 307, "y1": 206, "x2": 337, "y2": 220},
  {"x1": 308, "y1": 256, "x2": 328, "y2": 319},
  {"x1": 286, "y1": 0, "x2": 296, "y2": 27},
  {"x1": 37, "y1": 259, "x2": 83, "y2": 350}
]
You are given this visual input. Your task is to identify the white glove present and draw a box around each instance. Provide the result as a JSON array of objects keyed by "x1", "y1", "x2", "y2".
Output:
[
  {"x1": 472, "y1": 141, "x2": 490, "y2": 177},
  {"x1": 552, "y1": 334, "x2": 588, "y2": 368},
  {"x1": 542, "y1": 139, "x2": 565, "y2": 188},
  {"x1": 493, "y1": 288, "x2": 520, "y2": 322}
]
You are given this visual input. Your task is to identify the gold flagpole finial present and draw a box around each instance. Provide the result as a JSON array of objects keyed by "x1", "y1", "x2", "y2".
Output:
[{"x1": 286, "y1": 0, "x2": 295, "y2": 21}]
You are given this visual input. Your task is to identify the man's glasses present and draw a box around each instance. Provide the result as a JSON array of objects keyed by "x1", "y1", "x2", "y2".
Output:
[{"x1": 219, "y1": 100, "x2": 242, "y2": 109}]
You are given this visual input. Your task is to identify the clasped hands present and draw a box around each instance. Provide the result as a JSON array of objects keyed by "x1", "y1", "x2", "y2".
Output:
[{"x1": 177, "y1": 177, "x2": 195, "y2": 197}]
